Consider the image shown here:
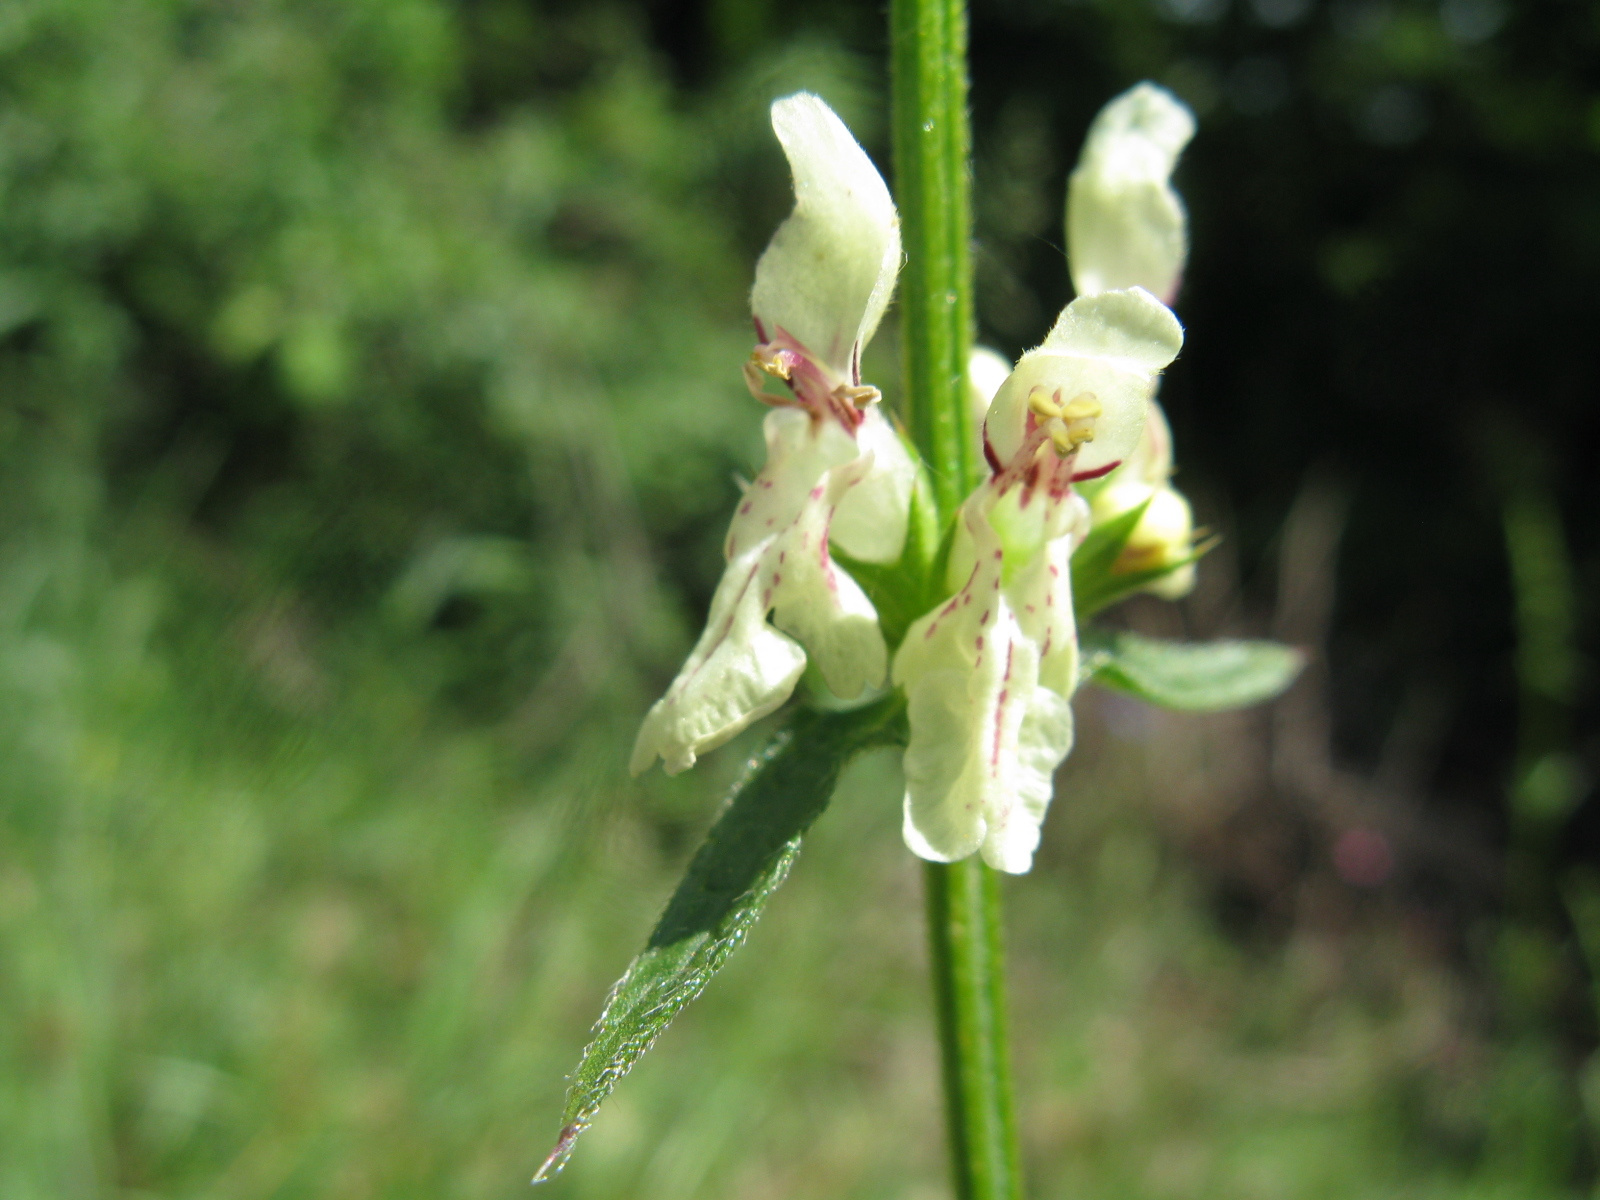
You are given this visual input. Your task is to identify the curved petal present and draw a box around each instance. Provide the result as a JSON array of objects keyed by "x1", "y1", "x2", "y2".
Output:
[
  {"x1": 750, "y1": 93, "x2": 902, "y2": 377},
  {"x1": 630, "y1": 546, "x2": 808, "y2": 776},
  {"x1": 893, "y1": 492, "x2": 1078, "y2": 873},
  {"x1": 829, "y1": 406, "x2": 915, "y2": 564},
  {"x1": 985, "y1": 289, "x2": 1183, "y2": 477},
  {"x1": 1067, "y1": 83, "x2": 1196, "y2": 303},
  {"x1": 899, "y1": 661, "x2": 990, "y2": 863},
  {"x1": 767, "y1": 453, "x2": 888, "y2": 698},
  {"x1": 1007, "y1": 529, "x2": 1081, "y2": 698},
  {"x1": 982, "y1": 684, "x2": 1073, "y2": 873},
  {"x1": 894, "y1": 499, "x2": 1007, "y2": 861},
  {"x1": 635, "y1": 402, "x2": 901, "y2": 773},
  {"x1": 727, "y1": 407, "x2": 857, "y2": 561},
  {"x1": 898, "y1": 599, "x2": 1069, "y2": 874},
  {"x1": 898, "y1": 606, "x2": 1037, "y2": 867},
  {"x1": 1122, "y1": 398, "x2": 1176, "y2": 488}
]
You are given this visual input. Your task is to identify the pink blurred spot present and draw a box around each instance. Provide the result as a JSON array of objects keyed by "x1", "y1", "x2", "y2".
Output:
[{"x1": 1334, "y1": 827, "x2": 1393, "y2": 887}]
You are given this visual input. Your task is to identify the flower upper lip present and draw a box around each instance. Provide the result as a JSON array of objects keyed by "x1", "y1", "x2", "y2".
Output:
[{"x1": 749, "y1": 92, "x2": 902, "y2": 384}]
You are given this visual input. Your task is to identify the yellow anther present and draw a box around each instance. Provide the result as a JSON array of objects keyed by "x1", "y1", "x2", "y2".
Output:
[
  {"x1": 750, "y1": 347, "x2": 791, "y2": 381},
  {"x1": 1027, "y1": 387, "x2": 1063, "y2": 420},
  {"x1": 1048, "y1": 425, "x2": 1095, "y2": 456},
  {"x1": 1059, "y1": 392, "x2": 1101, "y2": 422},
  {"x1": 834, "y1": 383, "x2": 881, "y2": 408}
]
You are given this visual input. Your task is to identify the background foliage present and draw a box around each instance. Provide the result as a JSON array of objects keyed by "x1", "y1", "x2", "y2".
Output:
[{"x1": 2, "y1": 0, "x2": 1596, "y2": 1197}]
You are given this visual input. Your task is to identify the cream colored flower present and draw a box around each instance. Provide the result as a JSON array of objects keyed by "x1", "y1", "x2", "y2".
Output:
[
  {"x1": 632, "y1": 94, "x2": 914, "y2": 775},
  {"x1": 1067, "y1": 83, "x2": 1200, "y2": 599},
  {"x1": 1067, "y1": 83, "x2": 1196, "y2": 304},
  {"x1": 895, "y1": 290, "x2": 1183, "y2": 871}
]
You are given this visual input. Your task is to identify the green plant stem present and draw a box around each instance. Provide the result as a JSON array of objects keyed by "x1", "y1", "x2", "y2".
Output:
[
  {"x1": 890, "y1": 2, "x2": 1024, "y2": 1198},
  {"x1": 922, "y1": 859, "x2": 1024, "y2": 1200},
  {"x1": 890, "y1": 0, "x2": 977, "y2": 517}
]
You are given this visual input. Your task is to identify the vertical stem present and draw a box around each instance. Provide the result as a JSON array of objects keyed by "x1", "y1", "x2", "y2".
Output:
[
  {"x1": 922, "y1": 859, "x2": 1024, "y2": 1200},
  {"x1": 891, "y1": 0, "x2": 978, "y2": 515},
  {"x1": 890, "y1": 2, "x2": 1024, "y2": 1198}
]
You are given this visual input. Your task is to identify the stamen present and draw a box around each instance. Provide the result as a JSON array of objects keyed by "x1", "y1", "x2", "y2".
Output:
[
  {"x1": 742, "y1": 359, "x2": 789, "y2": 407},
  {"x1": 750, "y1": 346, "x2": 793, "y2": 381},
  {"x1": 1065, "y1": 426, "x2": 1096, "y2": 450},
  {"x1": 1059, "y1": 392, "x2": 1101, "y2": 422},
  {"x1": 1027, "y1": 387, "x2": 1063, "y2": 420},
  {"x1": 834, "y1": 383, "x2": 881, "y2": 408},
  {"x1": 1035, "y1": 390, "x2": 1100, "y2": 456}
]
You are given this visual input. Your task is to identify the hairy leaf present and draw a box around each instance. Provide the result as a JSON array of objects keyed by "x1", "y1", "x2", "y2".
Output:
[
  {"x1": 534, "y1": 696, "x2": 907, "y2": 1182},
  {"x1": 1080, "y1": 629, "x2": 1304, "y2": 711}
]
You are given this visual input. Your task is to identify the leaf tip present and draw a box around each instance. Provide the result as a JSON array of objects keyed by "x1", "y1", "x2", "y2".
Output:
[{"x1": 532, "y1": 1122, "x2": 584, "y2": 1185}]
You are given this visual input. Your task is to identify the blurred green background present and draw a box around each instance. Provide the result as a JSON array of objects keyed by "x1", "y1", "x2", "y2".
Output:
[{"x1": 3, "y1": 0, "x2": 1598, "y2": 1196}]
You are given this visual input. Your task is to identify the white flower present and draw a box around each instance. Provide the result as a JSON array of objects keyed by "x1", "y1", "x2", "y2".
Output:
[
  {"x1": 632, "y1": 93, "x2": 915, "y2": 776},
  {"x1": 1067, "y1": 83, "x2": 1196, "y2": 305},
  {"x1": 966, "y1": 344, "x2": 1014, "y2": 455},
  {"x1": 1066, "y1": 83, "x2": 1200, "y2": 598},
  {"x1": 894, "y1": 290, "x2": 1183, "y2": 871}
]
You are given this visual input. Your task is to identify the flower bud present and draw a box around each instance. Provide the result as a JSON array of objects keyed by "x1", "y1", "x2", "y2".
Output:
[{"x1": 1085, "y1": 402, "x2": 1197, "y2": 599}]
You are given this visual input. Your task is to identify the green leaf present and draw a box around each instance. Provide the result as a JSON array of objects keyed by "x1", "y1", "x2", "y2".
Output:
[
  {"x1": 1070, "y1": 499, "x2": 1145, "y2": 619},
  {"x1": 534, "y1": 696, "x2": 907, "y2": 1183},
  {"x1": 1080, "y1": 629, "x2": 1305, "y2": 711},
  {"x1": 1070, "y1": 498, "x2": 1205, "y2": 620}
]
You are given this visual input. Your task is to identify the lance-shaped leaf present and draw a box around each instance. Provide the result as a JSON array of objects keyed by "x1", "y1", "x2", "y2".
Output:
[
  {"x1": 1079, "y1": 628, "x2": 1304, "y2": 711},
  {"x1": 535, "y1": 696, "x2": 907, "y2": 1183}
]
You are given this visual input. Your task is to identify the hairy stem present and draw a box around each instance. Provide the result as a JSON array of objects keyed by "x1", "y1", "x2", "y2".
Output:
[
  {"x1": 891, "y1": 0, "x2": 978, "y2": 517},
  {"x1": 921, "y1": 858, "x2": 1024, "y2": 1200},
  {"x1": 890, "y1": 2, "x2": 1025, "y2": 1197}
]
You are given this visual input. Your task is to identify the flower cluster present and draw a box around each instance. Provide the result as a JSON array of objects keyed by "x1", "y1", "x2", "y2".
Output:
[
  {"x1": 633, "y1": 84, "x2": 1200, "y2": 874},
  {"x1": 630, "y1": 94, "x2": 914, "y2": 777}
]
